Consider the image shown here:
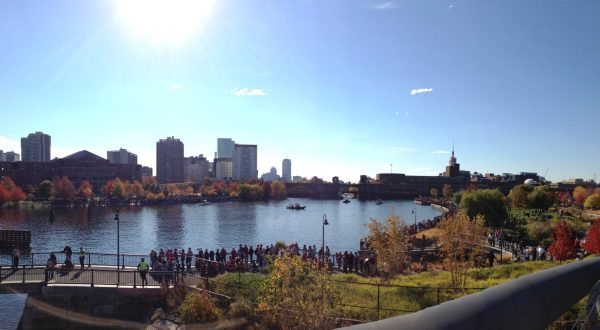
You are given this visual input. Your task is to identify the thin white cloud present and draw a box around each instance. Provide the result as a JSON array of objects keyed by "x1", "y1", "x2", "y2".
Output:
[
  {"x1": 231, "y1": 88, "x2": 268, "y2": 97},
  {"x1": 432, "y1": 150, "x2": 451, "y2": 154},
  {"x1": 372, "y1": 1, "x2": 399, "y2": 10},
  {"x1": 0, "y1": 136, "x2": 20, "y2": 153},
  {"x1": 448, "y1": 4, "x2": 455, "y2": 9},
  {"x1": 411, "y1": 88, "x2": 434, "y2": 95},
  {"x1": 392, "y1": 146, "x2": 415, "y2": 154},
  {"x1": 170, "y1": 84, "x2": 183, "y2": 91}
]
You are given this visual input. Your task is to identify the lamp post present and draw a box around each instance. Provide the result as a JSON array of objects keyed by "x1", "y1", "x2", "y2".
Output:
[
  {"x1": 115, "y1": 209, "x2": 120, "y2": 270},
  {"x1": 322, "y1": 214, "x2": 329, "y2": 255},
  {"x1": 412, "y1": 207, "x2": 417, "y2": 231}
]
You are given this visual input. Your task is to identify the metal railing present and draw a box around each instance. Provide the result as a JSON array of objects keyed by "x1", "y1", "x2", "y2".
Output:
[
  {"x1": 0, "y1": 265, "x2": 194, "y2": 288},
  {"x1": 342, "y1": 257, "x2": 600, "y2": 330}
]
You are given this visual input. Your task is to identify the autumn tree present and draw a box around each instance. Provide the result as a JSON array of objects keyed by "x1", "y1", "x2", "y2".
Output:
[
  {"x1": 583, "y1": 221, "x2": 600, "y2": 254},
  {"x1": 129, "y1": 180, "x2": 145, "y2": 199},
  {"x1": 37, "y1": 180, "x2": 54, "y2": 200},
  {"x1": 430, "y1": 188, "x2": 438, "y2": 199},
  {"x1": 111, "y1": 178, "x2": 126, "y2": 199},
  {"x1": 584, "y1": 194, "x2": 600, "y2": 209},
  {"x1": 178, "y1": 291, "x2": 219, "y2": 324},
  {"x1": 257, "y1": 254, "x2": 338, "y2": 329},
  {"x1": 437, "y1": 212, "x2": 486, "y2": 292},
  {"x1": 143, "y1": 177, "x2": 160, "y2": 194},
  {"x1": 442, "y1": 184, "x2": 453, "y2": 200},
  {"x1": 52, "y1": 176, "x2": 76, "y2": 201},
  {"x1": 366, "y1": 215, "x2": 411, "y2": 279},
  {"x1": 0, "y1": 176, "x2": 26, "y2": 203},
  {"x1": 460, "y1": 189, "x2": 508, "y2": 228},
  {"x1": 573, "y1": 186, "x2": 589, "y2": 206},
  {"x1": 270, "y1": 180, "x2": 287, "y2": 200},
  {"x1": 548, "y1": 221, "x2": 575, "y2": 262},
  {"x1": 508, "y1": 184, "x2": 530, "y2": 208},
  {"x1": 309, "y1": 176, "x2": 324, "y2": 184},
  {"x1": 78, "y1": 180, "x2": 94, "y2": 199}
]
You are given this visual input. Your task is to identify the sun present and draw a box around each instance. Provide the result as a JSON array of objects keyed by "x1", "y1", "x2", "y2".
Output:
[{"x1": 116, "y1": 0, "x2": 215, "y2": 43}]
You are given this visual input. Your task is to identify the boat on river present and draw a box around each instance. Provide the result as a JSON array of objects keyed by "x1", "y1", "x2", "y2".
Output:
[
  {"x1": 287, "y1": 204, "x2": 306, "y2": 210},
  {"x1": 376, "y1": 199, "x2": 383, "y2": 205},
  {"x1": 343, "y1": 199, "x2": 350, "y2": 204}
]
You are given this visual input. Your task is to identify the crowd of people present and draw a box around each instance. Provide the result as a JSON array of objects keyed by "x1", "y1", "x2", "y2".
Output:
[{"x1": 144, "y1": 242, "x2": 379, "y2": 278}]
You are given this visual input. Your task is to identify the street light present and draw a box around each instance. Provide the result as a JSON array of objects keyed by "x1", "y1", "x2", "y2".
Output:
[
  {"x1": 115, "y1": 209, "x2": 120, "y2": 270},
  {"x1": 322, "y1": 214, "x2": 329, "y2": 255},
  {"x1": 412, "y1": 207, "x2": 417, "y2": 231}
]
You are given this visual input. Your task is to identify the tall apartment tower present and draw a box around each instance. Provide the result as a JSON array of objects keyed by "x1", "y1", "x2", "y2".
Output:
[
  {"x1": 282, "y1": 158, "x2": 291, "y2": 181},
  {"x1": 107, "y1": 148, "x2": 138, "y2": 165},
  {"x1": 233, "y1": 144, "x2": 258, "y2": 180},
  {"x1": 21, "y1": 131, "x2": 51, "y2": 162},
  {"x1": 217, "y1": 138, "x2": 234, "y2": 158},
  {"x1": 156, "y1": 137, "x2": 184, "y2": 184}
]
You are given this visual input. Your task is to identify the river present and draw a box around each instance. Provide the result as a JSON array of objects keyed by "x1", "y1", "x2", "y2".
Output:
[{"x1": 0, "y1": 198, "x2": 442, "y2": 254}]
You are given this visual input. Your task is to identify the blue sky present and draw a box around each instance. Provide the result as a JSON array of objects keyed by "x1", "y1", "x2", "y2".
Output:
[{"x1": 1, "y1": 0, "x2": 599, "y2": 183}]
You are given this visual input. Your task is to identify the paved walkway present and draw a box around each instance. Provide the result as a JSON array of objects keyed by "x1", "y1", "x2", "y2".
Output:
[{"x1": 0, "y1": 265, "x2": 199, "y2": 288}]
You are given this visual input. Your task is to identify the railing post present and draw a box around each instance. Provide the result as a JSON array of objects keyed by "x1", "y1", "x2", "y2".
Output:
[
  {"x1": 22, "y1": 265, "x2": 26, "y2": 284},
  {"x1": 31, "y1": 253, "x2": 34, "y2": 268},
  {"x1": 44, "y1": 268, "x2": 48, "y2": 285},
  {"x1": 91, "y1": 270, "x2": 94, "y2": 287},
  {"x1": 117, "y1": 269, "x2": 120, "y2": 286},
  {"x1": 88, "y1": 253, "x2": 91, "y2": 268},
  {"x1": 122, "y1": 254, "x2": 125, "y2": 270},
  {"x1": 377, "y1": 284, "x2": 381, "y2": 320},
  {"x1": 133, "y1": 270, "x2": 137, "y2": 288}
]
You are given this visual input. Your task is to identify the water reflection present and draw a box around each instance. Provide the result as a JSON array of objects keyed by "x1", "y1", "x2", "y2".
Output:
[{"x1": 0, "y1": 199, "x2": 442, "y2": 254}]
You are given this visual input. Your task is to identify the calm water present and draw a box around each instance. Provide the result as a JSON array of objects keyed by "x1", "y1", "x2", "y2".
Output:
[{"x1": 0, "y1": 198, "x2": 441, "y2": 254}]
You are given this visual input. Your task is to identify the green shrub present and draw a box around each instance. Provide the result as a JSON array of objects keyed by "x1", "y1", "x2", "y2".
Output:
[{"x1": 228, "y1": 298, "x2": 255, "y2": 319}]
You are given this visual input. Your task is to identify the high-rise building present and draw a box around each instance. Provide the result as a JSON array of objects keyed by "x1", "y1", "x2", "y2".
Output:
[
  {"x1": 215, "y1": 158, "x2": 233, "y2": 180},
  {"x1": 233, "y1": 144, "x2": 257, "y2": 180},
  {"x1": 0, "y1": 150, "x2": 3, "y2": 161},
  {"x1": 4, "y1": 151, "x2": 20, "y2": 162},
  {"x1": 107, "y1": 148, "x2": 138, "y2": 165},
  {"x1": 217, "y1": 138, "x2": 234, "y2": 158},
  {"x1": 156, "y1": 137, "x2": 184, "y2": 184},
  {"x1": 282, "y1": 158, "x2": 291, "y2": 181},
  {"x1": 184, "y1": 154, "x2": 210, "y2": 183},
  {"x1": 142, "y1": 166, "x2": 153, "y2": 177},
  {"x1": 21, "y1": 131, "x2": 51, "y2": 162}
]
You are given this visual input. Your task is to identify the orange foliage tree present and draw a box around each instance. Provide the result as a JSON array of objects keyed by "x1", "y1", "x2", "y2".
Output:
[
  {"x1": 572, "y1": 186, "x2": 589, "y2": 206},
  {"x1": 548, "y1": 221, "x2": 575, "y2": 261},
  {"x1": 0, "y1": 176, "x2": 26, "y2": 203},
  {"x1": 53, "y1": 176, "x2": 76, "y2": 201},
  {"x1": 78, "y1": 180, "x2": 93, "y2": 199}
]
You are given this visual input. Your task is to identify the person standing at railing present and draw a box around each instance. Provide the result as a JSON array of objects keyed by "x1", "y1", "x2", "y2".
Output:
[
  {"x1": 137, "y1": 257, "x2": 149, "y2": 287},
  {"x1": 186, "y1": 248, "x2": 193, "y2": 272},
  {"x1": 47, "y1": 252, "x2": 57, "y2": 280},
  {"x1": 12, "y1": 247, "x2": 20, "y2": 271},
  {"x1": 64, "y1": 245, "x2": 72, "y2": 263},
  {"x1": 79, "y1": 247, "x2": 86, "y2": 270}
]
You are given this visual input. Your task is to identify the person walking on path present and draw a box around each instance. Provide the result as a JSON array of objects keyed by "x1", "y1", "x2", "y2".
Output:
[
  {"x1": 137, "y1": 257, "x2": 149, "y2": 287},
  {"x1": 12, "y1": 247, "x2": 20, "y2": 271},
  {"x1": 79, "y1": 247, "x2": 86, "y2": 270}
]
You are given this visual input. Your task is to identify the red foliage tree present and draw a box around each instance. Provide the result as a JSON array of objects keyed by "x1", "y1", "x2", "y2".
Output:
[
  {"x1": 583, "y1": 221, "x2": 600, "y2": 254},
  {"x1": 548, "y1": 221, "x2": 575, "y2": 261},
  {"x1": 0, "y1": 176, "x2": 26, "y2": 202},
  {"x1": 52, "y1": 176, "x2": 76, "y2": 201},
  {"x1": 78, "y1": 180, "x2": 94, "y2": 199}
]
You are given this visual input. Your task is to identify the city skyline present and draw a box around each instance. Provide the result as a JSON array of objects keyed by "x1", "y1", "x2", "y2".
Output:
[{"x1": 1, "y1": 1, "x2": 600, "y2": 182}]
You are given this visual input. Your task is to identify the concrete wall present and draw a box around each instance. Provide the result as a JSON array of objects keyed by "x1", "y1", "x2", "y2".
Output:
[{"x1": 19, "y1": 287, "x2": 166, "y2": 329}]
